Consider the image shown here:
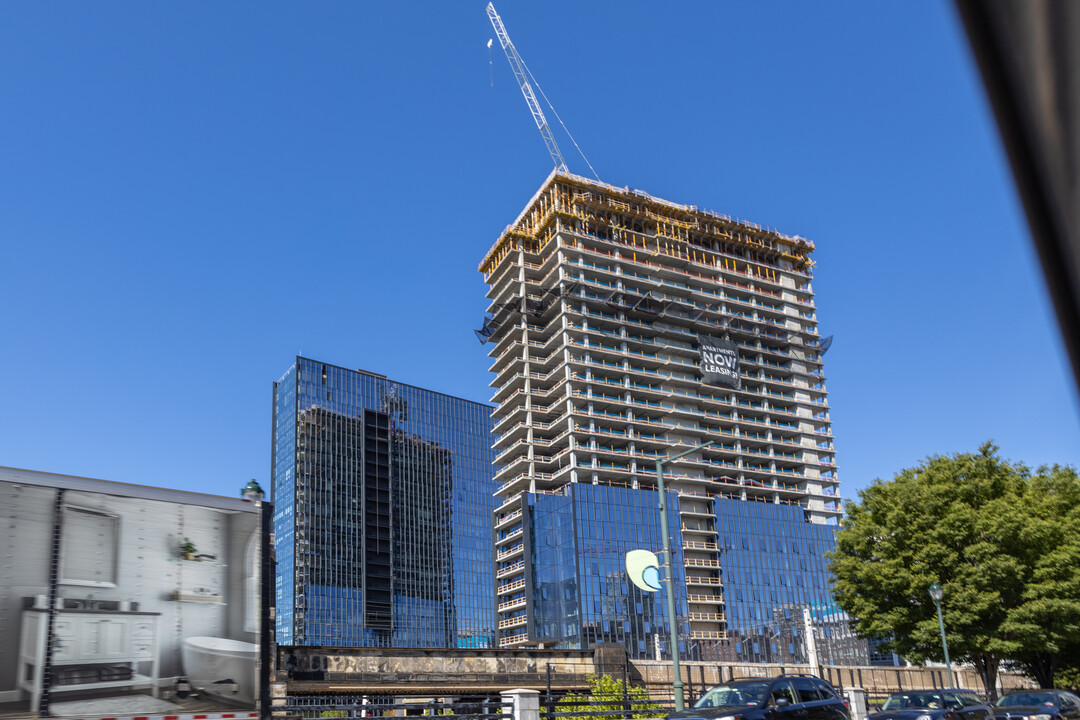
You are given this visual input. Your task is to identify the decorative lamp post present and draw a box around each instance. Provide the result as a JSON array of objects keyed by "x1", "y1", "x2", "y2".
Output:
[
  {"x1": 241, "y1": 479, "x2": 265, "y2": 503},
  {"x1": 928, "y1": 583, "x2": 955, "y2": 689},
  {"x1": 656, "y1": 440, "x2": 713, "y2": 712}
]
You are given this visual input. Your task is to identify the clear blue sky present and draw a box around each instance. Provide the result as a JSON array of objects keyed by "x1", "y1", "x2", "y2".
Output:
[{"x1": 2, "y1": 2, "x2": 1077, "y2": 501}]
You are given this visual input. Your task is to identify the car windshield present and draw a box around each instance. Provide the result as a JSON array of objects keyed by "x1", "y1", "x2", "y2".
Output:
[
  {"x1": 996, "y1": 694, "x2": 1057, "y2": 707},
  {"x1": 882, "y1": 693, "x2": 948, "y2": 710},
  {"x1": 955, "y1": 694, "x2": 985, "y2": 706},
  {"x1": 694, "y1": 683, "x2": 771, "y2": 708}
]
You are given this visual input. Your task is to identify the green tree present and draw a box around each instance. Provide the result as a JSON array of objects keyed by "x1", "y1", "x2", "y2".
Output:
[
  {"x1": 827, "y1": 443, "x2": 1080, "y2": 697},
  {"x1": 558, "y1": 674, "x2": 662, "y2": 720},
  {"x1": 993, "y1": 465, "x2": 1080, "y2": 687},
  {"x1": 1055, "y1": 663, "x2": 1080, "y2": 692}
]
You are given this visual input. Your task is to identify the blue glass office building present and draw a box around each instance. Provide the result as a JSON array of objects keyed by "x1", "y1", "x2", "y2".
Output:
[
  {"x1": 524, "y1": 484, "x2": 688, "y2": 657},
  {"x1": 272, "y1": 357, "x2": 498, "y2": 648},
  {"x1": 713, "y1": 498, "x2": 868, "y2": 665},
  {"x1": 517, "y1": 484, "x2": 866, "y2": 664}
]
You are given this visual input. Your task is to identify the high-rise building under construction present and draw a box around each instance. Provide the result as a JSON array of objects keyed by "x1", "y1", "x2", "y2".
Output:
[{"x1": 478, "y1": 172, "x2": 853, "y2": 663}]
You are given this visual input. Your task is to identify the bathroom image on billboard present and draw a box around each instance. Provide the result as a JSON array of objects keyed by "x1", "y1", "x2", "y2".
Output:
[{"x1": 0, "y1": 470, "x2": 262, "y2": 719}]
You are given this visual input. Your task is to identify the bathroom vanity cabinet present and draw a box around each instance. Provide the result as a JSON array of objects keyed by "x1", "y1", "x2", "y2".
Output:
[{"x1": 18, "y1": 609, "x2": 160, "y2": 712}]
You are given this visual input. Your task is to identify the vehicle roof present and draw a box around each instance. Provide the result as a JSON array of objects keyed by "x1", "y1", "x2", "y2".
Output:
[
  {"x1": 725, "y1": 678, "x2": 774, "y2": 684},
  {"x1": 889, "y1": 689, "x2": 981, "y2": 694},
  {"x1": 728, "y1": 674, "x2": 826, "y2": 682}
]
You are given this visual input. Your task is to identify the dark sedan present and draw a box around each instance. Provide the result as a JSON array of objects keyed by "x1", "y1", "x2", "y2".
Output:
[
  {"x1": 670, "y1": 675, "x2": 849, "y2": 720},
  {"x1": 870, "y1": 690, "x2": 992, "y2": 720},
  {"x1": 994, "y1": 690, "x2": 1080, "y2": 720}
]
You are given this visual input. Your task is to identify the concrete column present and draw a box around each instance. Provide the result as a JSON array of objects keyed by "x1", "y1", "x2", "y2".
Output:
[
  {"x1": 269, "y1": 678, "x2": 289, "y2": 720},
  {"x1": 845, "y1": 688, "x2": 869, "y2": 720},
  {"x1": 502, "y1": 689, "x2": 541, "y2": 720}
]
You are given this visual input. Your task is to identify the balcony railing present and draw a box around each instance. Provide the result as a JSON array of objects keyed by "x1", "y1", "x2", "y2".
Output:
[
  {"x1": 688, "y1": 612, "x2": 726, "y2": 622},
  {"x1": 499, "y1": 633, "x2": 529, "y2": 647}
]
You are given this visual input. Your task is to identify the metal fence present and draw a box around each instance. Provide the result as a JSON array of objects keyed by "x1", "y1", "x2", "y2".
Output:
[
  {"x1": 542, "y1": 691, "x2": 673, "y2": 720},
  {"x1": 278, "y1": 662, "x2": 1033, "y2": 720},
  {"x1": 282, "y1": 694, "x2": 513, "y2": 720},
  {"x1": 280, "y1": 690, "x2": 674, "y2": 720}
]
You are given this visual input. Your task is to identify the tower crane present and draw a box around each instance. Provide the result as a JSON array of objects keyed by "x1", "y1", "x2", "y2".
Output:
[{"x1": 486, "y1": 2, "x2": 568, "y2": 173}]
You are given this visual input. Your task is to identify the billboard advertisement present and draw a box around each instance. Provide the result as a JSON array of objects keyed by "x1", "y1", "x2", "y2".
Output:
[
  {"x1": 699, "y1": 335, "x2": 741, "y2": 388},
  {"x1": 0, "y1": 468, "x2": 264, "y2": 720}
]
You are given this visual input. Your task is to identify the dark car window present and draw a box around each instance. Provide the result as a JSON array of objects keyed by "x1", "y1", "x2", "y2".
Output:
[
  {"x1": 884, "y1": 693, "x2": 946, "y2": 710},
  {"x1": 959, "y1": 694, "x2": 986, "y2": 706},
  {"x1": 694, "y1": 682, "x2": 771, "y2": 709},
  {"x1": 998, "y1": 694, "x2": 1057, "y2": 707},
  {"x1": 882, "y1": 694, "x2": 910, "y2": 710},
  {"x1": 1064, "y1": 694, "x2": 1080, "y2": 708},
  {"x1": 920, "y1": 694, "x2": 946, "y2": 709},
  {"x1": 813, "y1": 679, "x2": 839, "y2": 700},
  {"x1": 942, "y1": 693, "x2": 966, "y2": 709},
  {"x1": 793, "y1": 678, "x2": 822, "y2": 702},
  {"x1": 770, "y1": 681, "x2": 798, "y2": 706}
]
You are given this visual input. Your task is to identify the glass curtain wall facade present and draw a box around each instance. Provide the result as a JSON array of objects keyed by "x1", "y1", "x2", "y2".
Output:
[
  {"x1": 272, "y1": 357, "x2": 497, "y2": 648},
  {"x1": 712, "y1": 498, "x2": 868, "y2": 665},
  {"x1": 525, "y1": 484, "x2": 688, "y2": 660}
]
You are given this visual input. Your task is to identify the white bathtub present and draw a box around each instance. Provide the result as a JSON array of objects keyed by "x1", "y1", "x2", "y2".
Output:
[{"x1": 181, "y1": 636, "x2": 257, "y2": 704}]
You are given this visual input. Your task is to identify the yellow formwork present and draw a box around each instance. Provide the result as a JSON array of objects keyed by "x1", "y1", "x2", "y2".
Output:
[{"x1": 481, "y1": 173, "x2": 815, "y2": 279}]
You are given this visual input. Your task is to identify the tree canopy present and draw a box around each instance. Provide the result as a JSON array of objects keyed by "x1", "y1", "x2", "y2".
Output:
[{"x1": 827, "y1": 442, "x2": 1080, "y2": 695}]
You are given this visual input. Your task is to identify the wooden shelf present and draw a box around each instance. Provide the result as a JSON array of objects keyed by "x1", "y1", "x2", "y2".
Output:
[
  {"x1": 170, "y1": 592, "x2": 224, "y2": 604},
  {"x1": 50, "y1": 672, "x2": 154, "y2": 693}
]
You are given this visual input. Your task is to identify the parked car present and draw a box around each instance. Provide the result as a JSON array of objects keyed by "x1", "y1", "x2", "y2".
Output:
[
  {"x1": 669, "y1": 674, "x2": 849, "y2": 720},
  {"x1": 869, "y1": 690, "x2": 992, "y2": 720},
  {"x1": 993, "y1": 690, "x2": 1080, "y2": 720}
]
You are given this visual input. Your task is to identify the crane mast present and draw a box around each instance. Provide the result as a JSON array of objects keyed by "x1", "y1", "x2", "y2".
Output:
[{"x1": 486, "y1": 3, "x2": 568, "y2": 173}]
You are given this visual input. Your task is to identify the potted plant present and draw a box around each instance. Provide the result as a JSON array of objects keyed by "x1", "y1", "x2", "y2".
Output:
[{"x1": 180, "y1": 538, "x2": 197, "y2": 561}]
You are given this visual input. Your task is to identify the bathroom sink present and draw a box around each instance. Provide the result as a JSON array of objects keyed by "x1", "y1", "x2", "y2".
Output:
[
  {"x1": 88, "y1": 600, "x2": 120, "y2": 610},
  {"x1": 61, "y1": 599, "x2": 120, "y2": 611}
]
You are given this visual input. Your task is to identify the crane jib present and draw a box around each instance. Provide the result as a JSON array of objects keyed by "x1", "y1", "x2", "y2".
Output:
[{"x1": 486, "y1": 2, "x2": 569, "y2": 173}]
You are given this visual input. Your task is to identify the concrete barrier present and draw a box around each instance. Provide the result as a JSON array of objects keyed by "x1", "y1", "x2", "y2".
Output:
[
  {"x1": 845, "y1": 688, "x2": 869, "y2": 720},
  {"x1": 502, "y1": 689, "x2": 540, "y2": 720}
]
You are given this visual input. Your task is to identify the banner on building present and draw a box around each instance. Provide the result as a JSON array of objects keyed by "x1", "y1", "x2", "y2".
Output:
[{"x1": 699, "y1": 335, "x2": 741, "y2": 388}]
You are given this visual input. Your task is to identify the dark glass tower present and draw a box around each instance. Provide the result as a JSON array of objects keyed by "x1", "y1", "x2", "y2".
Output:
[{"x1": 272, "y1": 357, "x2": 497, "y2": 648}]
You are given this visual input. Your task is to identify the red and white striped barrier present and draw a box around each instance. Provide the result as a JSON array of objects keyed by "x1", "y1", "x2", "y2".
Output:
[{"x1": 59, "y1": 712, "x2": 259, "y2": 720}]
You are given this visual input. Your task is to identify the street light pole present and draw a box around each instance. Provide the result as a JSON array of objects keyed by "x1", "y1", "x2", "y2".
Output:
[
  {"x1": 656, "y1": 441, "x2": 713, "y2": 712},
  {"x1": 928, "y1": 583, "x2": 955, "y2": 689}
]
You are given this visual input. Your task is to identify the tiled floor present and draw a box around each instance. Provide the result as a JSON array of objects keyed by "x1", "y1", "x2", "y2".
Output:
[{"x1": 48, "y1": 696, "x2": 180, "y2": 716}]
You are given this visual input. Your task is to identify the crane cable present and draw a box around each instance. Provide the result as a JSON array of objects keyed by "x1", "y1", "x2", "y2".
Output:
[{"x1": 513, "y1": 46, "x2": 600, "y2": 182}]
